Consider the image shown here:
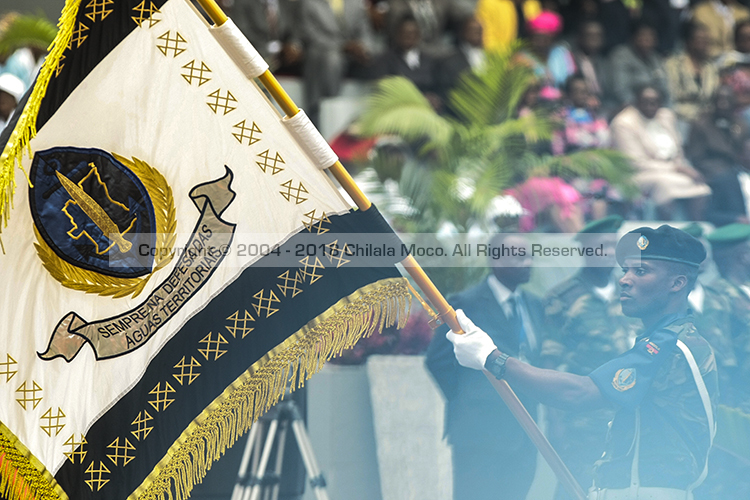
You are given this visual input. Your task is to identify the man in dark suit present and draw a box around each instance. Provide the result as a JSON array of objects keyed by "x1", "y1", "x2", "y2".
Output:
[
  {"x1": 426, "y1": 233, "x2": 544, "y2": 500},
  {"x1": 375, "y1": 15, "x2": 442, "y2": 111},
  {"x1": 227, "y1": 0, "x2": 304, "y2": 73},
  {"x1": 437, "y1": 15, "x2": 485, "y2": 105}
]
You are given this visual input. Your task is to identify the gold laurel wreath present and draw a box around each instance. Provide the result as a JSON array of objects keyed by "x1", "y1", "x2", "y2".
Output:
[{"x1": 34, "y1": 154, "x2": 177, "y2": 299}]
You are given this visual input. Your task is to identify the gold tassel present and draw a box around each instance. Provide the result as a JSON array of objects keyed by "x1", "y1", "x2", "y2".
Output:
[
  {"x1": 0, "y1": 422, "x2": 67, "y2": 500},
  {"x1": 0, "y1": 0, "x2": 82, "y2": 232},
  {"x1": 130, "y1": 277, "x2": 411, "y2": 500}
]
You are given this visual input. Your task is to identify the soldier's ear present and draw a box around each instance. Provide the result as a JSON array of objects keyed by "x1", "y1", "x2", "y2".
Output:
[{"x1": 669, "y1": 274, "x2": 688, "y2": 294}]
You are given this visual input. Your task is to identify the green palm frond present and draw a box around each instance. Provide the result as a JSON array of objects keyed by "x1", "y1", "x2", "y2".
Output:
[
  {"x1": 447, "y1": 43, "x2": 534, "y2": 126},
  {"x1": 358, "y1": 77, "x2": 453, "y2": 149},
  {"x1": 357, "y1": 46, "x2": 637, "y2": 232},
  {"x1": 485, "y1": 111, "x2": 554, "y2": 146},
  {"x1": 522, "y1": 149, "x2": 636, "y2": 193},
  {"x1": 398, "y1": 161, "x2": 434, "y2": 217},
  {"x1": 0, "y1": 13, "x2": 56, "y2": 55}
]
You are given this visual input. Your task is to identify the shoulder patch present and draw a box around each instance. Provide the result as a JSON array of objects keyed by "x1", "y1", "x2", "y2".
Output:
[{"x1": 612, "y1": 368, "x2": 636, "y2": 392}]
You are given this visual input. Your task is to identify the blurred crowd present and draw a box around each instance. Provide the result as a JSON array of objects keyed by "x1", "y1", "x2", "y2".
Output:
[
  {"x1": 215, "y1": 0, "x2": 750, "y2": 226},
  {"x1": 0, "y1": 13, "x2": 49, "y2": 132}
]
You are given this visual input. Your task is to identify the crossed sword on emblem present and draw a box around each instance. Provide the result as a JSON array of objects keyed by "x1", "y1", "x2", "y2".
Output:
[{"x1": 55, "y1": 170, "x2": 133, "y2": 253}]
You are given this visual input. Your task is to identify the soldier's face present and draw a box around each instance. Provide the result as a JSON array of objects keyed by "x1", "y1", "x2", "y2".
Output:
[{"x1": 618, "y1": 258, "x2": 671, "y2": 319}]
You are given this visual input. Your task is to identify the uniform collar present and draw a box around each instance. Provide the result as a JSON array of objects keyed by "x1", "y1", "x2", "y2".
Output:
[{"x1": 637, "y1": 311, "x2": 688, "y2": 341}]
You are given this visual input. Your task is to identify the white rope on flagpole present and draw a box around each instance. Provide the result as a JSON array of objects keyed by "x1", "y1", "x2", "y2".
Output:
[
  {"x1": 282, "y1": 110, "x2": 339, "y2": 170},
  {"x1": 209, "y1": 19, "x2": 269, "y2": 79}
]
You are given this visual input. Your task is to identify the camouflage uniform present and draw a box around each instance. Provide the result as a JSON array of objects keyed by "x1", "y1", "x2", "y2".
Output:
[
  {"x1": 692, "y1": 281, "x2": 739, "y2": 405},
  {"x1": 542, "y1": 272, "x2": 639, "y2": 496},
  {"x1": 705, "y1": 277, "x2": 750, "y2": 407}
]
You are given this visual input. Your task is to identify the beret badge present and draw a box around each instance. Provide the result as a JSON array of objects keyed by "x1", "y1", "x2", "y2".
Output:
[{"x1": 637, "y1": 235, "x2": 649, "y2": 250}]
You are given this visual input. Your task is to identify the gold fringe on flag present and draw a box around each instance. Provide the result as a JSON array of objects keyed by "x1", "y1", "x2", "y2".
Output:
[
  {"x1": 0, "y1": 0, "x2": 81, "y2": 232},
  {"x1": 0, "y1": 422, "x2": 67, "y2": 500},
  {"x1": 129, "y1": 277, "x2": 411, "y2": 500}
]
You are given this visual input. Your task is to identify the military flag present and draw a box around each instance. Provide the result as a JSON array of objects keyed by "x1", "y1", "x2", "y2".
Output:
[{"x1": 0, "y1": 1, "x2": 411, "y2": 499}]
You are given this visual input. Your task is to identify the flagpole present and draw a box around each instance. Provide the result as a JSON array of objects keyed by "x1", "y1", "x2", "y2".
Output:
[{"x1": 193, "y1": 3, "x2": 587, "y2": 499}]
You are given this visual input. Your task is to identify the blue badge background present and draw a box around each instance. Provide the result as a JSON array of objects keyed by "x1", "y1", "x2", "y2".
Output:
[{"x1": 30, "y1": 147, "x2": 157, "y2": 278}]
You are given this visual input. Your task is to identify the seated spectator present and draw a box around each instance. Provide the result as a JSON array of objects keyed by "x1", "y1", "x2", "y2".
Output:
[
  {"x1": 551, "y1": 74, "x2": 610, "y2": 155},
  {"x1": 717, "y1": 20, "x2": 750, "y2": 69},
  {"x1": 229, "y1": 0, "x2": 303, "y2": 74},
  {"x1": 611, "y1": 84, "x2": 711, "y2": 220},
  {"x1": 376, "y1": 16, "x2": 441, "y2": 110},
  {"x1": 570, "y1": 20, "x2": 613, "y2": 115},
  {"x1": 516, "y1": 11, "x2": 576, "y2": 99},
  {"x1": 687, "y1": 85, "x2": 748, "y2": 182},
  {"x1": 692, "y1": 0, "x2": 750, "y2": 59},
  {"x1": 641, "y1": 0, "x2": 688, "y2": 55},
  {"x1": 0, "y1": 72, "x2": 24, "y2": 131},
  {"x1": 507, "y1": 176, "x2": 584, "y2": 232},
  {"x1": 387, "y1": 0, "x2": 472, "y2": 57},
  {"x1": 665, "y1": 21, "x2": 719, "y2": 128},
  {"x1": 706, "y1": 136, "x2": 750, "y2": 226},
  {"x1": 475, "y1": 0, "x2": 542, "y2": 52},
  {"x1": 517, "y1": 80, "x2": 542, "y2": 118},
  {"x1": 725, "y1": 65, "x2": 750, "y2": 123},
  {"x1": 438, "y1": 16, "x2": 485, "y2": 101},
  {"x1": 300, "y1": 0, "x2": 376, "y2": 125},
  {"x1": 598, "y1": 0, "x2": 632, "y2": 54},
  {"x1": 609, "y1": 22, "x2": 670, "y2": 109}
]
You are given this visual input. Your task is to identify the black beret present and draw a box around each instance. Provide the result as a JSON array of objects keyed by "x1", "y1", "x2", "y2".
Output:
[
  {"x1": 705, "y1": 223, "x2": 750, "y2": 248},
  {"x1": 575, "y1": 215, "x2": 624, "y2": 241},
  {"x1": 616, "y1": 225, "x2": 706, "y2": 268}
]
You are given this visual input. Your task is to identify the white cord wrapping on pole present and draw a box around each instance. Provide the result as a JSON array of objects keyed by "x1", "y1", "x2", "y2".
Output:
[
  {"x1": 209, "y1": 19, "x2": 269, "y2": 79},
  {"x1": 282, "y1": 110, "x2": 339, "y2": 170}
]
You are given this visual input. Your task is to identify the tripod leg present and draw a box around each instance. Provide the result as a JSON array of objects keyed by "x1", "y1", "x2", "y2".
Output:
[
  {"x1": 232, "y1": 421, "x2": 262, "y2": 500},
  {"x1": 270, "y1": 420, "x2": 289, "y2": 500},
  {"x1": 290, "y1": 420, "x2": 330, "y2": 500},
  {"x1": 241, "y1": 422, "x2": 266, "y2": 500},
  {"x1": 248, "y1": 419, "x2": 279, "y2": 500},
  {"x1": 242, "y1": 423, "x2": 265, "y2": 500}
]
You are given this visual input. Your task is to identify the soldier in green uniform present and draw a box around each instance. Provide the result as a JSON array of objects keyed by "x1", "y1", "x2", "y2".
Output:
[
  {"x1": 683, "y1": 224, "x2": 738, "y2": 406},
  {"x1": 706, "y1": 223, "x2": 750, "y2": 407},
  {"x1": 695, "y1": 224, "x2": 750, "y2": 499},
  {"x1": 542, "y1": 216, "x2": 640, "y2": 498},
  {"x1": 448, "y1": 225, "x2": 718, "y2": 500}
]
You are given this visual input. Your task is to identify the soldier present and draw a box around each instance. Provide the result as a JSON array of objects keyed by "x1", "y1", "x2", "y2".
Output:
[
  {"x1": 683, "y1": 223, "x2": 738, "y2": 406},
  {"x1": 541, "y1": 215, "x2": 639, "y2": 498},
  {"x1": 705, "y1": 223, "x2": 750, "y2": 408},
  {"x1": 448, "y1": 225, "x2": 718, "y2": 500},
  {"x1": 695, "y1": 224, "x2": 750, "y2": 500}
]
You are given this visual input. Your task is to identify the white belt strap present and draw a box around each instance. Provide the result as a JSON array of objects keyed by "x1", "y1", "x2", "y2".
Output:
[
  {"x1": 675, "y1": 339, "x2": 716, "y2": 491},
  {"x1": 628, "y1": 408, "x2": 642, "y2": 498}
]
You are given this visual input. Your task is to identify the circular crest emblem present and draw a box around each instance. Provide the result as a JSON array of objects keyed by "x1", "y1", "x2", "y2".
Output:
[
  {"x1": 30, "y1": 147, "x2": 176, "y2": 298},
  {"x1": 612, "y1": 368, "x2": 636, "y2": 392},
  {"x1": 636, "y1": 235, "x2": 649, "y2": 250}
]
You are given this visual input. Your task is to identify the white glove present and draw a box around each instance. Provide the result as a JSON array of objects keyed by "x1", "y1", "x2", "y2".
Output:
[{"x1": 446, "y1": 309, "x2": 498, "y2": 371}]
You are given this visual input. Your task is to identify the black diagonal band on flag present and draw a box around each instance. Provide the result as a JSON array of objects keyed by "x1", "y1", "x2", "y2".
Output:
[
  {"x1": 54, "y1": 205, "x2": 405, "y2": 499},
  {"x1": 36, "y1": 0, "x2": 170, "y2": 131}
]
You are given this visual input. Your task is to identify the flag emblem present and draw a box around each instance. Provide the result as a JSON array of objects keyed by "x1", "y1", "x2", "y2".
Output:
[
  {"x1": 0, "y1": 0, "x2": 411, "y2": 498},
  {"x1": 31, "y1": 147, "x2": 177, "y2": 297}
]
